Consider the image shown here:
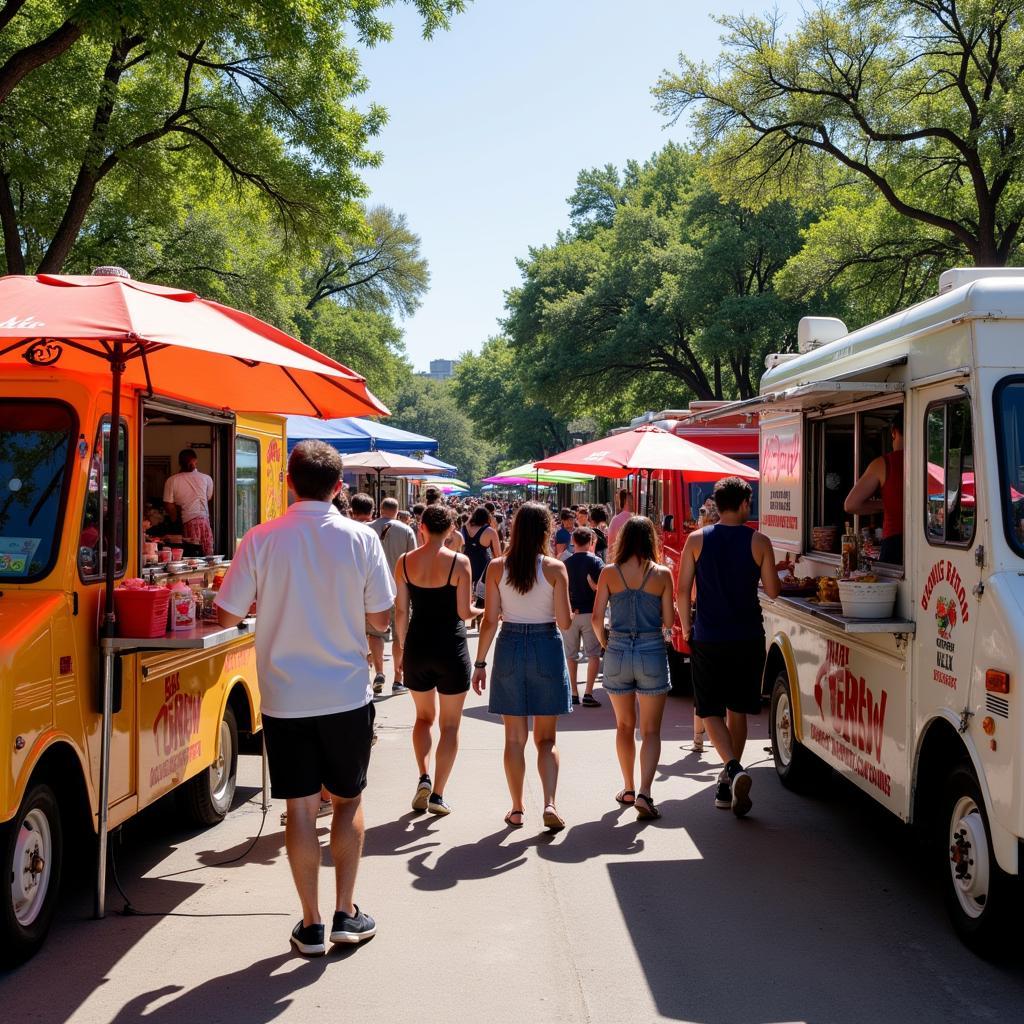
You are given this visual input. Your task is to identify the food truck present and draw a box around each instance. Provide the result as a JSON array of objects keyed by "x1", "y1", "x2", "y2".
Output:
[
  {"x1": 686, "y1": 268, "x2": 1024, "y2": 951},
  {"x1": 0, "y1": 359, "x2": 287, "y2": 961}
]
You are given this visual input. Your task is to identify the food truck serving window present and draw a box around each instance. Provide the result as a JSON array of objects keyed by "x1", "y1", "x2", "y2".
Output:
[
  {"x1": 0, "y1": 401, "x2": 76, "y2": 581},
  {"x1": 925, "y1": 397, "x2": 975, "y2": 548},
  {"x1": 994, "y1": 377, "x2": 1024, "y2": 555},
  {"x1": 78, "y1": 420, "x2": 127, "y2": 581},
  {"x1": 807, "y1": 404, "x2": 903, "y2": 566}
]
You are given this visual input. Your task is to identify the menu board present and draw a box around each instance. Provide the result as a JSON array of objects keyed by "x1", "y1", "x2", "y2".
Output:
[{"x1": 760, "y1": 415, "x2": 802, "y2": 550}]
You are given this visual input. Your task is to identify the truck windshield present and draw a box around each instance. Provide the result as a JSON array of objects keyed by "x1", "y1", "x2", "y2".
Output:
[
  {"x1": 689, "y1": 457, "x2": 760, "y2": 520},
  {"x1": 0, "y1": 401, "x2": 76, "y2": 581},
  {"x1": 996, "y1": 379, "x2": 1024, "y2": 555}
]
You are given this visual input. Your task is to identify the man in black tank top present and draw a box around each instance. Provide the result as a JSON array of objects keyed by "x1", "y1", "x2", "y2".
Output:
[{"x1": 676, "y1": 477, "x2": 782, "y2": 818}]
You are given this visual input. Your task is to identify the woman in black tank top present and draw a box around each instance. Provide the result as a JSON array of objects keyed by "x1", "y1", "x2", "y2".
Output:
[{"x1": 395, "y1": 504, "x2": 474, "y2": 816}]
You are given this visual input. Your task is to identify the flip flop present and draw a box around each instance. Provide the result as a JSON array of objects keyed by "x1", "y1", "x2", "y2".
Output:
[
  {"x1": 635, "y1": 793, "x2": 661, "y2": 820},
  {"x1": 543, "y1": 805, "x2": 566, "y2": 832},
  {"x1": 615, "y1": 789, "x2": 636, "y2": 805},
  {"x1": 504, "y1": 809, "x2": 525, "y2": 828}
]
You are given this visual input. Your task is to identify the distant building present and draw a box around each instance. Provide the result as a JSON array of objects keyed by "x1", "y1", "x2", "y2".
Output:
[{"x1": 419, "y1": 358, "x2": 458, "y2": 380}]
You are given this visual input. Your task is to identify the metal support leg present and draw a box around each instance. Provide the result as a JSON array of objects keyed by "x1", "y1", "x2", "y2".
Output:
[
  {"x1": 261, "y1": 731, "x2": 270, "y2": 814},
  {"x1": 94, "y1": 643, "x2": 115, "y2": 919}
]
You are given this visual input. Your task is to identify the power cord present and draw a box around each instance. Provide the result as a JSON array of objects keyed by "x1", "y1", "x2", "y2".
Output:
[{"x1": 109, "y1": 798, "x2": 274, "y2": 918}]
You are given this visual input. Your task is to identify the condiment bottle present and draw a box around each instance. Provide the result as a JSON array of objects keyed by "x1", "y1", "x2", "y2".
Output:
[
  {"x1": 841, "y1": 520, "x2": 859, "y2": 577},
  {"x1": 170, "y1": 580, "x2": 195, "y2": 631}
]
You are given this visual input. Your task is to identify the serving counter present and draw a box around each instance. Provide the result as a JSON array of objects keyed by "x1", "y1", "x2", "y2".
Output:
[
  {"x1": 763, "y1": 593, "x2": 916, "y2": 636},
  {"x1": 100, "y1": 617, "x2": 256, "y2": 653}
]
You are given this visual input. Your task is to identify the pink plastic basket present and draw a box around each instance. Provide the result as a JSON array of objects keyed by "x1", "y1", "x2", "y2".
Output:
[{"x1": 115, "y1": 587, "x2": 171, "y2": 638}]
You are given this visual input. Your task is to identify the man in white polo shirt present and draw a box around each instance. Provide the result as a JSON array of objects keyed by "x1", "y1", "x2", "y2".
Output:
[
  {"x1": 163, "y1": 448, "x2": 215, "y2": 554},
  {"x1": 216, "y1": 439, "x2": 395, "y2": 957}
]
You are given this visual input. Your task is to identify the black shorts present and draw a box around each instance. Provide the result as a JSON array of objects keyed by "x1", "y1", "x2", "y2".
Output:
[
  {"x1": 261, "y1": 703, "x2": 375, "y2": 800},
  {"x1": 690, "y1": 637, "x2": 766, "y2": 718},
  {"x1": 403, "y1": 633, "x2": 472, "y2": 696}
]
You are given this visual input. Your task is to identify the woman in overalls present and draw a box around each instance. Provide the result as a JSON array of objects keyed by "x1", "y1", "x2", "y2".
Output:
[{"x1": 592, "y1": 516, "x2": 676, "y2": 820}]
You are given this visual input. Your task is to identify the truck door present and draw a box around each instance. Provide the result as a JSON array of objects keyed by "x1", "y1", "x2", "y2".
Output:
[
  {"x1": 914, "y1": 388, "x2": 979, "y2": 729},
  {"x1": 76, "y1": 417, "x2": 136, "y2": 809}
]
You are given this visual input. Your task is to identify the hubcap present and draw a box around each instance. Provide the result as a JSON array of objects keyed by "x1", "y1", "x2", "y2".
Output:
[
  {"x1": 774, "y1": 689, "x2": 793, "y2": 768},
  {"x1": 211, "y1": 718, "x2": 233, "y2": 806},
  {"x1": 12, "y1": 807, "x2": 52, "y2": 927},
  {"x1": 949, "y1": 795, "x2": 990, "y2": 919}
]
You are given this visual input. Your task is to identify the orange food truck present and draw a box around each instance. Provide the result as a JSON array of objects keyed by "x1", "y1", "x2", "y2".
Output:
[{"x1": 0, "y1": 269, "x2": 385, "y2": 964}]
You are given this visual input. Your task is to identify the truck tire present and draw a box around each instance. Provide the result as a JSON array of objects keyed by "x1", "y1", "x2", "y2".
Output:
[
  {"x1": 0, "y1": 782, "x2": 63, "y2": 967},
  {"x1": 942, "y1": 764, "x2": 1018, "y2": 955},
  {"x1": 180, "y1": 704, "x2": 238, "y2": 826},
  {"x1": 770, "y1": 671, "x2": 830, "y2": 793}
]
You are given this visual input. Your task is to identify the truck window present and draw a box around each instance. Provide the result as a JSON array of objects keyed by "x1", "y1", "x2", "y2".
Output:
[
  {"x1": 78, "y1": 420, "x2": 127, "y2": 580},
  {"x1": 689, "y1": 457, "x2": 759, "y2": 522},
  {"x1": 0, "y1": 401, "x2": 76, "y2": 581},
  {"x1": 925, "y1": 398, "x2": 975, "y2": 548},
  {"x1": 235, "y1": 435, "x2": 260, "y2": 543},
  {"x1": 994, "y1": 379, "x2": 1024, "y2": 554}
]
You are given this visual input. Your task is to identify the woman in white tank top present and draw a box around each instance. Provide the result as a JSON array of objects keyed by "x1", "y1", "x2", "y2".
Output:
[{"x1": 473, "y1": 502, "x2": 573, "y2": 831}]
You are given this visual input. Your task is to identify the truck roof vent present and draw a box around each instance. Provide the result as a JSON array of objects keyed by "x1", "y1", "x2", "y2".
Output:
[
  {"x1": 938, "y1": 267, "x2": 1024, "y2": 294},
  {"x1": 797, "y1": 316, "x2": 847, "y2": 353}
]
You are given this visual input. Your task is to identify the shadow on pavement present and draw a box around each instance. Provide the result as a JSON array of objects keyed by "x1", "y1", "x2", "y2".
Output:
[
  {"x1": 106, "y1": 949, "x2": 364, "y2": 1023},
  {"x1": 607, "y1": 770, "x2": 1024, "y2": 1023}
]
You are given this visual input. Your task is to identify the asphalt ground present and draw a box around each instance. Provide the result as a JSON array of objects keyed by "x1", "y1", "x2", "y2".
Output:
[{"x1": 4, "y1": 636, "x2": 1024, "y2": 1023}]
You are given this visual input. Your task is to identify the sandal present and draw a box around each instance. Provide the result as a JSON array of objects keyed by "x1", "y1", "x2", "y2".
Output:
[
  {"x1": 635, "y1": 793, "x2": 661, "y2": 820},
  {"x1": 504, "y1": 809, "x2": 525, "y2": 828},
  {"x1": 542, "y1": 804, "x2": 566, "y2": 832},
  {"x1": 581, "y1": 693, "x2": 602, "y2": 707},
  {"x1": 615, "y1": 789, "x2": 636, "y2": 805}
]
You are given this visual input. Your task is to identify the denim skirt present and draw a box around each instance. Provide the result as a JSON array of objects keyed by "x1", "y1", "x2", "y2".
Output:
[{"x1": 488, "y1": 622, "x2": 573, "y2": 717}]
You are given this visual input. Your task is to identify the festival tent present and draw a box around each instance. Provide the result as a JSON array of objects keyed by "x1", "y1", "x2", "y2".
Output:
[
  {"x1": 286, "y1": 415, "x2": 438, "y2": 455},
  {"x1": 418, "y1": 453, "x2": 458, "y2": 475}
]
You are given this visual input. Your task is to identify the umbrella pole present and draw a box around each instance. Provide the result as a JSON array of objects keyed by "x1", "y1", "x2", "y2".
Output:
[{"x1": 95, "y1": 342, "x2": 123, "y2": 919}]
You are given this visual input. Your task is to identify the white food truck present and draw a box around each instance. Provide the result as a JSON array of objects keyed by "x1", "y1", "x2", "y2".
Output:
[{"x1": 686, "y1": 268, "x2": 1024, "y2": 952}]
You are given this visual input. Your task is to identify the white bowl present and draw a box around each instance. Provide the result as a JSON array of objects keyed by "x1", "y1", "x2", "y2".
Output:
[{"x1": 838, "y1": 579, "x2": 898, "y2": 619}]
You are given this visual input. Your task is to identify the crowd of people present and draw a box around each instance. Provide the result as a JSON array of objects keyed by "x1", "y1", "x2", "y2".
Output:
[{"x1": 214, "y1": 440, "x2": 781, "y2": 957}]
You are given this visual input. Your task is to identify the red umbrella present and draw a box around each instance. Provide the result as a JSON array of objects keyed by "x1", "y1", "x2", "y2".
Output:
[
  {"x1": 0, "y1": 269, "x2": 388, "y2": 920},
  {"x1": 536, "y1": 425, "x2": 759, "y2": 480},
  {"x1": 0, "y1": 272, "x2": 388, "y2": 417}
]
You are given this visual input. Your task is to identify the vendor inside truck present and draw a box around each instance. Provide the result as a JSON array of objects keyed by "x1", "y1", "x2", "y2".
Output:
[{"x1": 843, "y1": 409, "x2": 905, "y2": 565}]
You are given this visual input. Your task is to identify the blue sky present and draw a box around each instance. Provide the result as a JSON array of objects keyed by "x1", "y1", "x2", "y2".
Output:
[{"x1": 359, "y1": 0, "x2": 803, "y2": 371}]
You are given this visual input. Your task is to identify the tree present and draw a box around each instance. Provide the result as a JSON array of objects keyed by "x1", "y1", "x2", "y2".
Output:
[
  {"x1": 0, "y1": 1, "x2": 465, "y2": 273},
  {"x1": 452, "y1": 336, "x2": 571, "y2": 461},
  {"x1": 654, "y1": 1, "x2": 1024, "y2": 268},
  {"x1": 388, "y1": 375, "x2": 497, "y2": 486},
  {"x1": 505, "y1": 145, "x2": 810, "y2": 407},
  {"x1": 304, "y1": 205, "x2": 430, "y2": 316}
]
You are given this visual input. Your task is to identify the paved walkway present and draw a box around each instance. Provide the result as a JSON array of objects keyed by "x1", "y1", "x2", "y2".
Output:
[{"x1": 4, "y1": 639, "x2": 1024, "y2": 1022}]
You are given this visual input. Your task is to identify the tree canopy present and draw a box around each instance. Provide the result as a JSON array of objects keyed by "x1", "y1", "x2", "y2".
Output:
[{"x1": 654, "y1": 1, "x2": 1024, "y2": 274}]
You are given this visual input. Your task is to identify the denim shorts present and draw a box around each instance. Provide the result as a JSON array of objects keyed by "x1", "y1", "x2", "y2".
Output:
[
  {"x1": 488, "y1": 622, "x2": 573, "y2": 717},
  {"x1": 602, "y1": 632, "x2": 670, "y2": 696}
]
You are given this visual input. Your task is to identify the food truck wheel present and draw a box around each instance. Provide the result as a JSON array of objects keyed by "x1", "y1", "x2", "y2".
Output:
[
  {"x1": 770, "y1": 672, "x2": 830, "y2": 793},
  {"x1": 181, "y1": 705, "x2": 238, "y2": 826},
  {"x1": 0, "y1": 783, "x2": 62, "y2": 966},
  {"x1": 942, "y1": 766, "x2": 1015, "y2": 954}
]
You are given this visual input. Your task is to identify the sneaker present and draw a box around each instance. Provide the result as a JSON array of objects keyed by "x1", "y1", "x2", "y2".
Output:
[
  {"x1": 427, "y1": 793, "x2": 451, "y2": 816},
  {"x1": 571, "y1": 694, "x2": 580, "y2": 705},
  {"x1": 714, "y1": 779, "x2": 732, "y2": 809},
  {"x1": 330, "y1": 906, "x2": 376, "y2": 945},
  {"x1": 730, "y1": 769, "x2": 753, "y2": 818},
  {"x1": 392, "y1": 681, "x2": 409, "y2": 695},
  {"x1": 372, "y1": 673, "x2": 385, "y2": 695},
  {"x1": 411, "y1": 776, "x2": 431, "y2": 812},
  {"x1": 290, "y1": 920, "x2": 326, "y2": 956}
]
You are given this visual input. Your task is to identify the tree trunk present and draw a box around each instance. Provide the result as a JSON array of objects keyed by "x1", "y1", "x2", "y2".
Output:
[
  {"x1": 0, "y1": 20, "x2": 84, "y2": 107},
  {"x1": 0, "y1": 169, "x2": 25, "y2": 274}
]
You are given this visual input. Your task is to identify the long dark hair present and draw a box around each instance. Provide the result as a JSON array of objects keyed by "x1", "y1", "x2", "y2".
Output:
[
  {"x1": 505, "y1": 502, "x2": 552, "y2": 594},
  {"x1": 612, "y1": 515, "x2": 661, "y2": 567}
]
